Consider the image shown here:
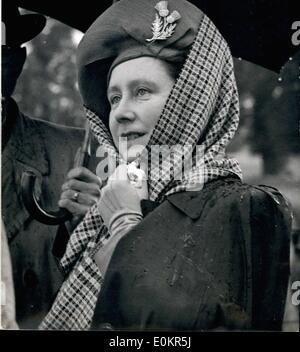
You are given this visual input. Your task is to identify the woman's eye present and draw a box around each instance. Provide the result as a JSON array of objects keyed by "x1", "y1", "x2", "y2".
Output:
[
  {"x1": 136, "y1": 88, "x2": 150, "y2": 97},
  {"x1": 110, "y1": 95, "x2": 121, "y2": 105}
]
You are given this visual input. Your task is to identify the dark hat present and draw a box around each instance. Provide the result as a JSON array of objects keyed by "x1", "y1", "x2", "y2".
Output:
[
  {"x1": 77, "y1": 0, "x2": 204, "y2": 126},
  {"x1": 2, "y1": 2, "x2": 46, "y2": 46}
]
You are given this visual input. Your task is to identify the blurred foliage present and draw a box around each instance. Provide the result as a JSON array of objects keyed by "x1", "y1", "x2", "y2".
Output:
[
  {"x1": 234, "y1": 51, "x2": 300, "y2": 174},
  {"x1": 14, "y1": 18, "x2": 300, "y2": 174},
  {"x1": 14, "y1": 19, "x2": 85, "y2": 128}
]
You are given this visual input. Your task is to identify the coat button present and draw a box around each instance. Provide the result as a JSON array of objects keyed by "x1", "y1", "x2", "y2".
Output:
[{"x1": 23, "y1": 269, "x2": 38, "y2": 288}]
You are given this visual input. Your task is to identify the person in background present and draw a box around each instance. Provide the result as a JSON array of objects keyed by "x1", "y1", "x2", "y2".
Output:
[{"x1": 1, "y1": 2, "x2": 101, "y2": 328}]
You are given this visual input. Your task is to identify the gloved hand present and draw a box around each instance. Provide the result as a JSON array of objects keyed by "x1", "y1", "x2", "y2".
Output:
[
  {"x1": 97, "y1": 162, "x2": 148, "y2": 231},
  {"x1": 94, "y1": 163, "x2": 148, "y2": 276}
]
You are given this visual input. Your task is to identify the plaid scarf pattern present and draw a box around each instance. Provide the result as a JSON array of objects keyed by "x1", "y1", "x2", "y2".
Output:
[{"x1": 40, "y1": 13, "x2": 242, "y2": 330}]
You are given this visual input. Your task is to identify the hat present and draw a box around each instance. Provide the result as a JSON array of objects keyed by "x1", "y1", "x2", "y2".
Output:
[
  {"x1": 77, "y1": 0, "x2": 204, "y2": 127},
  {"x1": 2, "y1": 2, "x2": 46, "y2": 46}
]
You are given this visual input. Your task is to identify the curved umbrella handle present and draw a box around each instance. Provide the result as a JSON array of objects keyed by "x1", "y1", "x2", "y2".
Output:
[
  {"x1": 20, "y1": 124, "x2": 91, "y2": 225},
  {"x1": 21, "y1": 171, "x2": 72, "y2": 225}
]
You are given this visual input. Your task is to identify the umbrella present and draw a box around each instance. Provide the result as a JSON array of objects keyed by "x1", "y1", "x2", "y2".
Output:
[{"x1": 15, "y1": 0, "x2": 300, "y2": 72}]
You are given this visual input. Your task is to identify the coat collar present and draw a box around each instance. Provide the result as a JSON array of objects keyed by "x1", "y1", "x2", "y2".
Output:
[
  {"x1": 167, "y1": 177, "x2": 241, "y2": 219},
  {"x1": 141, "y1": 178, "x2": 240, "y2": 220},
  {"x1": 140, "y1": 188, "x2": 211, "y2": 220},
  {"x1": 4, "y1": 98, "x2": 49, "y2": 175},
  {"x1": 167, "y1": 190, "x2": 208, "y2": 219}
]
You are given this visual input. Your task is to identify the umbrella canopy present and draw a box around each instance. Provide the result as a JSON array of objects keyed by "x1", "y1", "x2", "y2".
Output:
[{"x1": 15, "y1": 0, "x2": 300, "y2": 72}]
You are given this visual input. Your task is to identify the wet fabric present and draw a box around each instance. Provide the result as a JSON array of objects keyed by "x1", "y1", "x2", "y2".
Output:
[{"x1": 92, "y1": 178, "x2": 291, "y2": 331}]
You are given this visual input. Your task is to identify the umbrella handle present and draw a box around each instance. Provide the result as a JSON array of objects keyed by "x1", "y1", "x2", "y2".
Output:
[
  {"x1": 21, "y1": 125, "x2": 91, "y2": 225},
  {"x1": 21, "y1": 171, "x2": 72, "y2": 225}
]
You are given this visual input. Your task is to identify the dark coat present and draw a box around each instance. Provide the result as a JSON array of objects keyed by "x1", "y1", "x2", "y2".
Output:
[
  {"x1": 2, "y1": 99, "x2": 98, "y2": 328},
  {"x1": 92, "y1": 177, "x2": 291, "y2": 331}
]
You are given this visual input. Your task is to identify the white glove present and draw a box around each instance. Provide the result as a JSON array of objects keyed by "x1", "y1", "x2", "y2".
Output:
[
  {"x1": 98, "y1": 163, "x2": 147, "y2": 232},
  {"x1": 95, "y1": 163, "x2": 148, "y2": 275}
]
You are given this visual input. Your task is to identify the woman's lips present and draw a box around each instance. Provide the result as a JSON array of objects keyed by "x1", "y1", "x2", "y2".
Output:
[{"x1": 120, "y1": 132, "x2": 146, "y2": 141}]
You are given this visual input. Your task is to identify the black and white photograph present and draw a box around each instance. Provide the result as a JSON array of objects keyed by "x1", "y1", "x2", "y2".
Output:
[{"x1": 1, "y1": 0, "x2": 300, "y2": 341}]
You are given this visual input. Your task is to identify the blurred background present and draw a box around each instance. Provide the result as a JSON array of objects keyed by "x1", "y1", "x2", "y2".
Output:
[{"x1": 10, "y1": 13, "x2": 300, "y2": 331}]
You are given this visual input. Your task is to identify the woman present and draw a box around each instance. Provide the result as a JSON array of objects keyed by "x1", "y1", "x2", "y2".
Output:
[{"x1": 40, "y1": 0, "x2": 291, "y2": 330}]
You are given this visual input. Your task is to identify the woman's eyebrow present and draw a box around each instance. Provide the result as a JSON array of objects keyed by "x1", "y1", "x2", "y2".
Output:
[
  {"x1": 107, "y1": 85, "x2": 119, "y2": 96},
  {"x1": 129, "y1": 79, "x2": 156, "y2": 88},
  {"x1": 108, "y1": 79, "x2": 157, "y2": 95}
]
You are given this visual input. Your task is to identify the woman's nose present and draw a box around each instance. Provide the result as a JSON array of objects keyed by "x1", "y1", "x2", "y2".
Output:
[{"x1": 113, "y1": 99, "x2": 136, "y2": 124}]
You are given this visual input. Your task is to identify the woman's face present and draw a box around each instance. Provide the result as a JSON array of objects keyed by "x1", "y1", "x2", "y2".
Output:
[{"x1": 108, "y1": 57, "x2": 175, "y2": 161}]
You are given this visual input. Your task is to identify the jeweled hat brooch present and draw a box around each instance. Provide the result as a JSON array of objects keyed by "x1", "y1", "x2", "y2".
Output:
[{"x1": 146, "y1": 1, "x2": 181, "y2": 43}]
